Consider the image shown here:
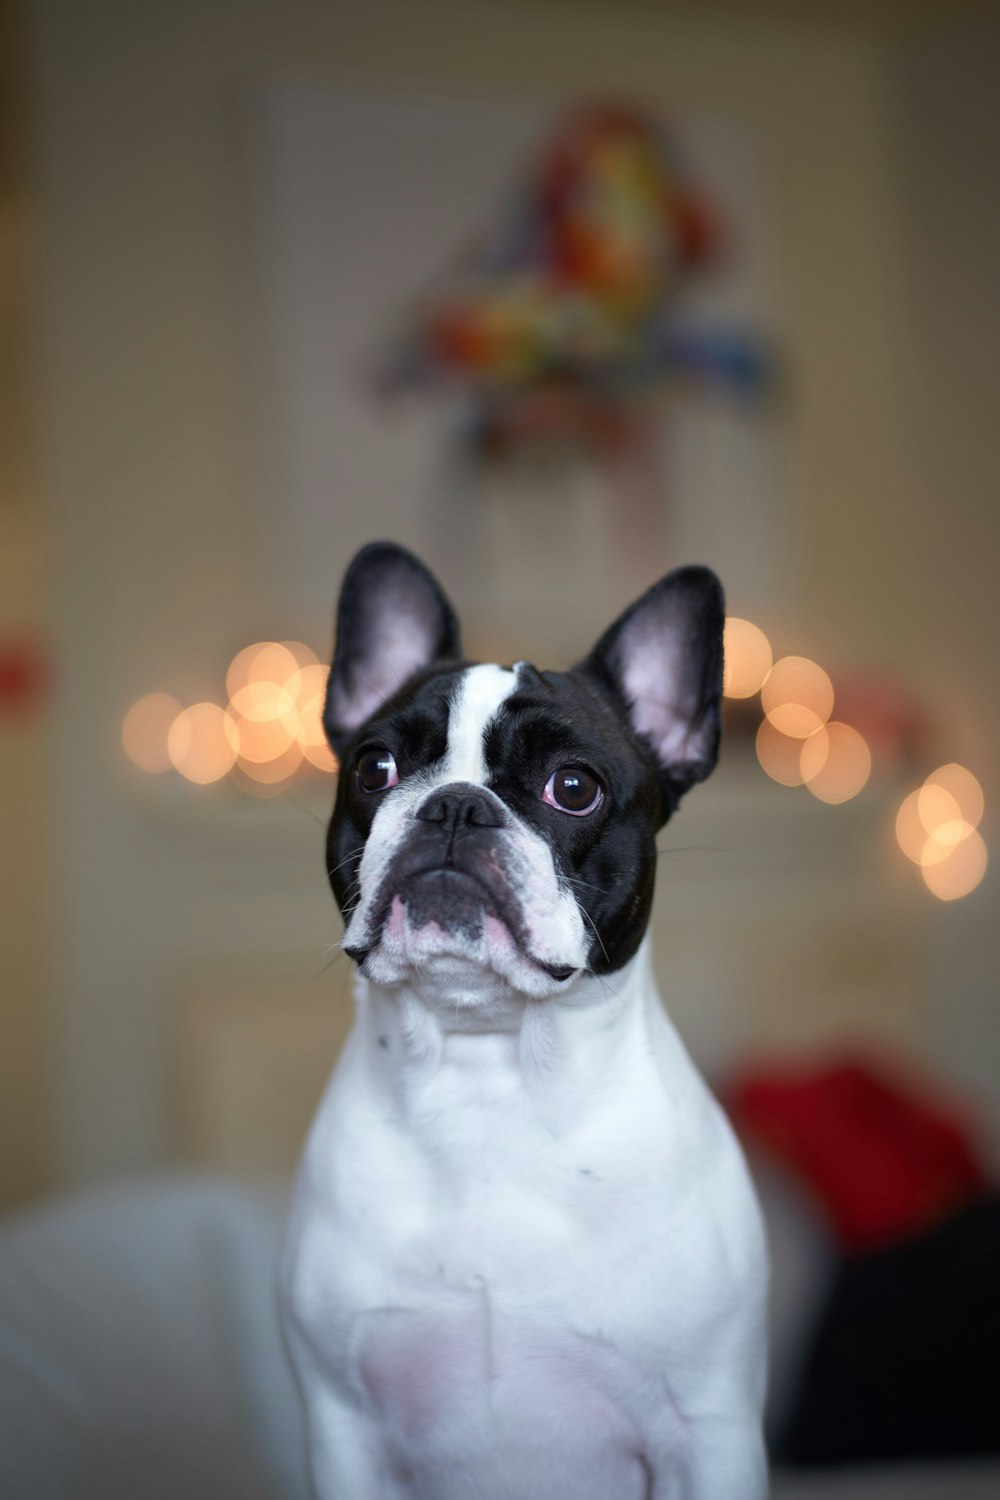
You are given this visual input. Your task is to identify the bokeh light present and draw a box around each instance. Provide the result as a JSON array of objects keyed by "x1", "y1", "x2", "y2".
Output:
[
  {"x1": 761, "y1": 656, "x2": 834, "y2": 738},
  {"x1": 228, "y1": 680, "x2": 299, "y2": 763},
  {"x1": 756, "y1": 717, "x2": 806, "y2": 787},
  {"x1": 895, "y1": 789, "x2": 929, "y2": 864},
  {"x1": 920, "y1": 819, "x2": 976, "y2": 868},
  {"x1": 281, "y1": 640, "x2": 320, "y2": 696},
  {"x1": 122, "y1": 692, "x2": 183, "y2": 774},
  {"x1": 235, "y1": 645, "x2": 317, "y2": 784},
  {"x1": 917, "y1": 781, "x2": 962, "y2": 836},
  {"x1": 295, "y1": 667, "x2": 338, "y2": 772},
  {"x1": 923, "y1": 762, "x2": 984, "y2": 830},
  {"x1": 228, "y1": 711, "x2": 297, "y2": 763},
  {"x1": 896, "y1": 762, "x2": 987, "y2": 900},
  {"x1": 292, "y1": 666, "x2": 330, "y2": 749},
  {"x1": 301, "y1": 737, "x2": 338, "y2": 774},
  {"x1": 167, "y1": 702, "x2": 240, "y2": 784},
  {"x1": 293, "y1": 663, "x2": 329, "y2": 706},
  {"x1": 282, "y1": 640, "x2": 320, "y2": 667},
  {"x1": 229, "y1": 680, "x2": 299, "y2": 721},
  {"x1": 237, "y1": 740, "x2": 304, "y2": 785},
  {"x1": 226, "y1": 639, "x2": 308, "y2": 696},
  {"x1": 130, "y1": 645, "x2": 335, "y2": 787},
  {"x1": 723, "y1": 617, "x2": 772, "y2": 699},
  {"x1": 222, "y1": 641, "x2": 336, "y2": 778},
  {"x1": 921, "y1": 826, "x2": 988, "y2": 901},
  {"x1": 247, "y1": 642, "x2": 304, "y2": 699},
  {"x1": 801, "y1": 721, "x2": 872, "y2": 804},
  {"x1": 226, "y1": 642, "x2": 274, "y2": 702}
]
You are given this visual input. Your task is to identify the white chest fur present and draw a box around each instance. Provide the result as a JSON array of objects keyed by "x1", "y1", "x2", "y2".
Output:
[{"x1": 281, "y1": 945, "x2": 769, "y2": 1500}]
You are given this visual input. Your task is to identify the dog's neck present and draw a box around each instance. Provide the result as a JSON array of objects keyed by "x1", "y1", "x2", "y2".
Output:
[{"x1": 352, "y1": 938, "x2": 657, "y2": 1098}]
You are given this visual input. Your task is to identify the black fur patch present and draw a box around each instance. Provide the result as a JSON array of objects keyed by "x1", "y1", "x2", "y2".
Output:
[{"x1": 480, "y1": 664, "x2": 663, "y2": 974}]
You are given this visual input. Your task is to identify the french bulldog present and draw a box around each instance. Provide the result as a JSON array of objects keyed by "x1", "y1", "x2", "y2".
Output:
[{"x1": 281, "y1": 542, "x2": 768, "y2": 1499}]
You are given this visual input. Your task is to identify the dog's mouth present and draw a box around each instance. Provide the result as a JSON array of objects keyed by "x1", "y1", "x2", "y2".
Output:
[
  {"x1": 405, "y1": 863, "x2": 501, "y2": 929},
  {"x1": 347, "y1": 858, "x2": 576, "y2": 985}
]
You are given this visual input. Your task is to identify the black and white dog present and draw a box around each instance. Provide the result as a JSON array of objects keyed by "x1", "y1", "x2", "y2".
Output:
[{"x1": 281, "y1": 542, "x2": 768, "y2": 1499}]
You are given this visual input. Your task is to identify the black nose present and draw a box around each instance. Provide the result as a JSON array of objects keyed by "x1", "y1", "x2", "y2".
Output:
[{"x1": 415, "y1": 783, "x2": 506, "y2": 833}]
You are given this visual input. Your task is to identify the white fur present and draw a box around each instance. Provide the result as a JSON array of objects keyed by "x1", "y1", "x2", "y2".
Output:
[
  {"x1": 283, "y1": 664, "x2": 768, "y2": 1498},
  {"x1": 442, "y1": 662, "x2": 515, "y2": 783}
]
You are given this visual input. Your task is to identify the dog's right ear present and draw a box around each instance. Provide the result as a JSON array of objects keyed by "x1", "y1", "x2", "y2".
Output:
[
  {"x1": 323, "y1": 542, "x2": 461, "y2": 756},
  {"x1": 577, "y1": 565, "x2": 724, "y2": 819}
]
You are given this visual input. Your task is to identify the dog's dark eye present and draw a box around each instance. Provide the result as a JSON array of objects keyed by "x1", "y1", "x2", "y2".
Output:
[
  {"x1": 542, "y1": 767, "x2": 603, "y2": 816},
  {"x1": 356, "y1": 748, "x2": 399, "y2": 794}
]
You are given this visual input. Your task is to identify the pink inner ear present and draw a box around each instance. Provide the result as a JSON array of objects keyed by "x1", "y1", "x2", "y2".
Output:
[
  {"x1": 335, "y1": 614, "x2": 437, "y2": 730},
  {"x1": 619, "y1": 620, "x2": 705, "y2": 769}
]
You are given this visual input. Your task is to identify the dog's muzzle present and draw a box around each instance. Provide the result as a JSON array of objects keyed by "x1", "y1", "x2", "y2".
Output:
[{"x1": 376, "y1": 783, "x2": 518, "y2": 937}]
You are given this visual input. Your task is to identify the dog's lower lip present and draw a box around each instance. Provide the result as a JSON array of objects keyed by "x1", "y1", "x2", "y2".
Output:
[
  {"x1": 406, "y1": 863, "x2": 496, "y2": 901},
  {"x1": 407, "y1": 865, "x2": 489, "y2": 899}
]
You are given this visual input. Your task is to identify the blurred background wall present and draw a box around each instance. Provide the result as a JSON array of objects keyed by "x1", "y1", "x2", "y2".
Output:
[{"x1": 1, "y1": 0, "x2": 997, "y2": 1208}]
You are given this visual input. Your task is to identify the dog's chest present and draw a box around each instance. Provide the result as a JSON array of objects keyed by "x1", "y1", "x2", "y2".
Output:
[
  {"x1": 349, "y1": 1033, "x2": 671, "y2": 1294},
  {"x1": 292, "y1": 1019, "x2": 712, "y2": 1363},
  {"x1": 353, "y1": 1302, "x2": 675, "y2": 1499},
  {"x1": 294, "y1": 1040, "x2": 688, "y2": 1494},
  {"x1": 284, "y1": 989, "x2": 767, "y2": 1498}
]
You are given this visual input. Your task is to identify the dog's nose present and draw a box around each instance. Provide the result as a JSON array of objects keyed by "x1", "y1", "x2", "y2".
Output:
[{"x1": 415, "y1": 783, "x2": 506, "y2": 833}]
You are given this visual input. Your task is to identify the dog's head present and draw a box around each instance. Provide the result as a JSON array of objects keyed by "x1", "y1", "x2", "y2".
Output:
[{"x1": 324, "y1": 542, "x2": 723, "y2": 1006}]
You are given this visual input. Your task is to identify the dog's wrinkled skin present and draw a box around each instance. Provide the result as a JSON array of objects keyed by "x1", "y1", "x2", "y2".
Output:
[{"x1": 281, "y1": 543, "x2": 768, "y2": 1500}]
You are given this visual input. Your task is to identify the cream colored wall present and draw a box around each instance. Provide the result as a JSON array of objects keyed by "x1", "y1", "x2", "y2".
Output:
[
  {"x1": 26, "y1": 0, "x2": 998, "y2": 1188},
  {"x1": 0, "y1": 452, "x2": 49, "y2": 1207},
  {"x1": 884, "y1": 24, "x2": 1000, "y2": 772},
  {"x1": 0, "y1": 2, "x2": 49, "y2": 1209}
]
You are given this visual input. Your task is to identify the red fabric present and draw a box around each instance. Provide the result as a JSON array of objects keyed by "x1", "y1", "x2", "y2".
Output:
[
  {"x1": 727, "y1": 1057, "x2": 989, "y2": 1251},
  {"x1": 0, "y1": 642, "x2": 48, "y2": 715}
]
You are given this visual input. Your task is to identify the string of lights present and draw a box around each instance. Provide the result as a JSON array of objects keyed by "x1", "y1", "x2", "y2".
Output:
[{"x1": 122, "y1": 624, "x2": 987, "y2": 903}]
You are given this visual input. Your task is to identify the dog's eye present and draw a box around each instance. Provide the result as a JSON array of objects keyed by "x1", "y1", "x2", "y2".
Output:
[
  {"x1": 356, "y1": 748, "x2": 399, "y2": 794},
  {"x1": 542, "y1": 767, "x2": 603, "y2": 816}
]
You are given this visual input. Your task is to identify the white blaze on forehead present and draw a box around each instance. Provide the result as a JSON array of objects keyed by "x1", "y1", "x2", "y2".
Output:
[{"x1": 444, "y1": 664, "x2": 519, "y2": 785}]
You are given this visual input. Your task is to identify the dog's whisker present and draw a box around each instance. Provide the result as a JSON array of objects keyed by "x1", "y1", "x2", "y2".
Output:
[
  {"x1": 588, "y1": 962, "x2": 627, "y2": 1012},
  {"x1": 579, "y1": 907, "x2": 611, "y2": 968},
  {"x1": 296, "y1": 948, "x2": 350, "y2": 990},
  {"x1": 286, "y1": 794, "x2": 328, "y2": 827},
  {"x1": 328, "y1": 844, "x2": 366, "y2": 879},
  {"x1": 562, "y1": 874, "x2": 611, "y2": 897},
  {"x1": 656, "y1": 844, "x2": 739, "y2": 857}
]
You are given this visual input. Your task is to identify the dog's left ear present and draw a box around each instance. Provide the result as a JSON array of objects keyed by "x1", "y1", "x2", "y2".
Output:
[
  {"x1": 324, "y1": 541, "x2": 461, "y2": 756},
  {"x1": 578, "y1": 565, "x2": 724, "y2": 815}
]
